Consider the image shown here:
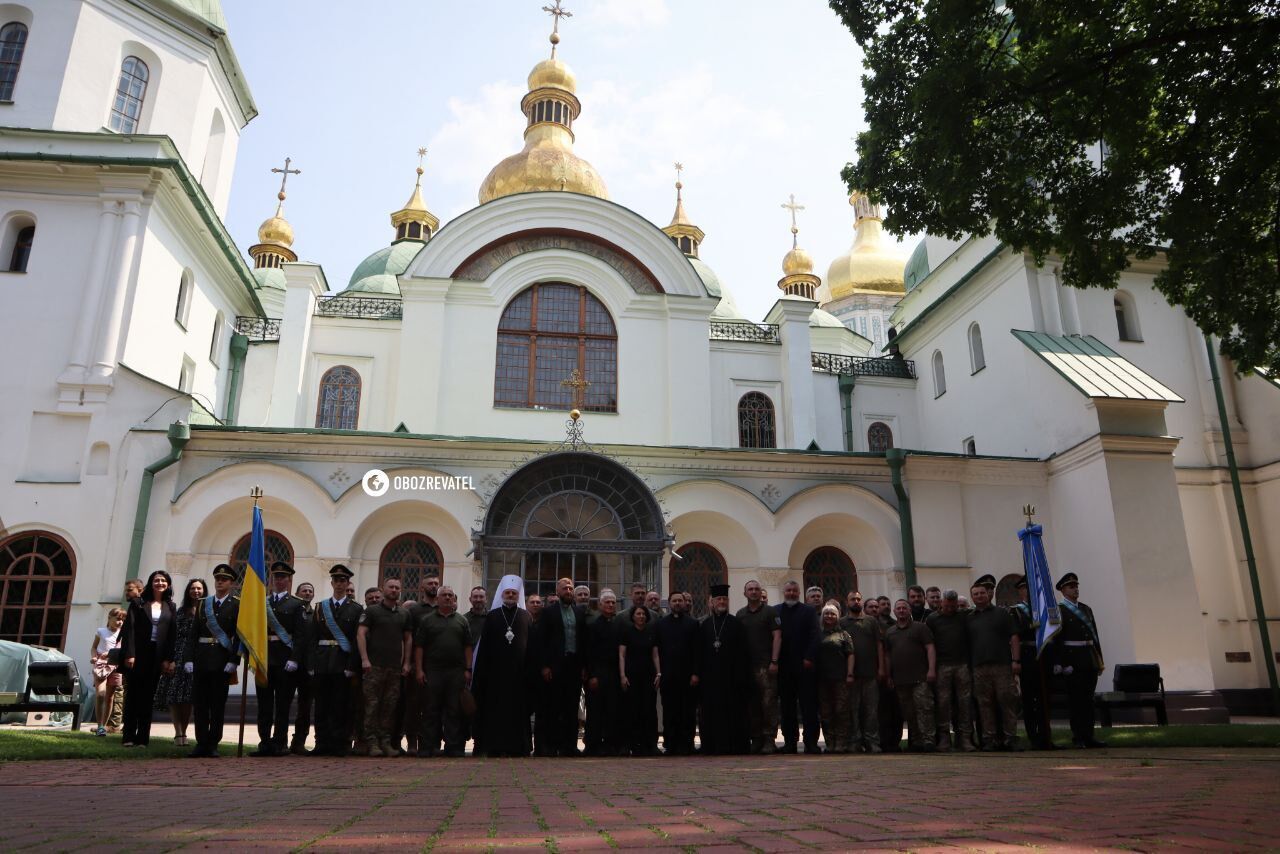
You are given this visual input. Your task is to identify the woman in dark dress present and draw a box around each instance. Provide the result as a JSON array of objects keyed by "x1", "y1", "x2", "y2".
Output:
[
  {"x1": 120, "y1": 569, "x2": 176, "y2": 747},
  {"x1": 618, "y1": 605, "x2": 659, "y2": 756},
  {"x1": 154, "y1": 578, "x2": 203, "y2": 747}
]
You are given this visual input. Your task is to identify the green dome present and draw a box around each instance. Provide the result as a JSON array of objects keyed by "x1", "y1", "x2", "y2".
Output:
[
  {"x1": 343, "y1": 241, "x2": 425, "y2": 296},
  {"x1": 809, "y1": 308, "x2": 847, "y2": 328},
  {"x1": 904, "y1": 239, "x2": 930, "y2": 291},
  {"x1": 689, "y1": 256, "x2": 722, "y2": 298},
  {"x1": 252, "y1": 267, "x2": 286, "y2": 291}
]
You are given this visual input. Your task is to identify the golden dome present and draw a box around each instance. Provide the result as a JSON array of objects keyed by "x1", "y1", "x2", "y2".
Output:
[
  {"x1": 826, "y1": 193, "x2": 906, "y2": 298},
  {"x1": 479, "y1": 125, "x2": 608, "y2": 203},
  {"x1": 257, "y1": 206, "x2": 294, "y2": 249},
  {"x1": 783, "y1": 246, "x2": 814, "y2": 276},
  {"x1": 528, "y1": 57, "x2": 576, "y2": 94}
]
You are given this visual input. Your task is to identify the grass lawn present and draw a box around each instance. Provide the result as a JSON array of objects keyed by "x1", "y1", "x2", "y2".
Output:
[{"x1": 1, "y1": 724, "x2": 1278, "y2": 761}]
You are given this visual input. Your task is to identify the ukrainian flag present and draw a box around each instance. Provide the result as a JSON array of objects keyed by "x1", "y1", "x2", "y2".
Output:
[{"x1": 237, "y1": 505, "x2": 270, "y2": 683}]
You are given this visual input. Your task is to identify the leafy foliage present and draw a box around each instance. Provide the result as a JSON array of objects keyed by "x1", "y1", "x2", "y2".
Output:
[{"x1": 830, "y1": 0, "x2": 1280, "y2": 372}]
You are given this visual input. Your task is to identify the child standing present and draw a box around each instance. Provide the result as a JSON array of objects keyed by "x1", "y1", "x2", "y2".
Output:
[{"x1": 91, "y1": 608, "x2": 126, "y2": 736}]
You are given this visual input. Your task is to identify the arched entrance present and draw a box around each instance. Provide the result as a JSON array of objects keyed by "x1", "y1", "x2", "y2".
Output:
[
  {"x1": 478, "y1": 452, "x2": 666, "y2": 601},
  {"x1": 802, "y1": 546, "x2": 858, "y2": 608},
  {"x1": 0, "y1": 531, "x2": 76, "y2": 649}
]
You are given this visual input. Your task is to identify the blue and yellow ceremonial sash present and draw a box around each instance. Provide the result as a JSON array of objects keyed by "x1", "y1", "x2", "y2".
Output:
[
  {"x1": 320, "y1": 599, "x2": 351, "y2": 653},
  {"x1": 204, "y1": 595, "x2": 233, "y2": 650},
  {"x1": 1059, "y1": 600, "x2": 1099, "y2": 646},
  {"x1": 266, "y1": 599, "x2": 293, "y2": 648}
]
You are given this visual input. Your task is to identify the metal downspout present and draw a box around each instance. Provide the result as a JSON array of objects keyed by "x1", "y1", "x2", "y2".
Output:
[
  {"x1": 224, "y1": 333, "x2": 248, "y2": 425},
  {"x1": 885, "y1": 447, "x2": 917, "y2": 590},
  {"x1": 838, "y1": 373, "x2": 856, "y2": 452},
  {"x1": 125, "y1": 421, "x2": 191, "y2": 581},
  {"x1": 1205, "y1": 335, "x2": 1279, "y2": 713}
]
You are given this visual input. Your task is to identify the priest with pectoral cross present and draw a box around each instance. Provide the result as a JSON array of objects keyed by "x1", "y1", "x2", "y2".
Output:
[
  {"x1": 694, "y1": 583, "x2": 751, "y2": 755},
  {"x1": 471, "y1": 575, "x2": 534, "y2": 757}
]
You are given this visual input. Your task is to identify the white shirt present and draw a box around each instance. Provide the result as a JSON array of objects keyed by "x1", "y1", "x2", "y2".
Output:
[
  {"x1": 95, "y1": 626, "x2": 120, "y2": 655},
  {"x1": 149, "y1": 601, "x2": 162, "y2": 641}
]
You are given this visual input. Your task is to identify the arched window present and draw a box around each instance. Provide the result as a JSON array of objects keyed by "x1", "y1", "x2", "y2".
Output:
[
  {"x1": 0, "y1": 22, "x2": 28, "y2": 102},
  {"x1": 316, "y1": 365, "x2": 361, "y2": 430},
  {"x1": 0, "y1": 531, "x2": 76, "y2": 649},
  {"x1": 738, "y1": 391, "x2": 776, "y2": 448},
  {"x1": 494, "y1": 283, "x2": 618, "y2": 412},
  {"x1": 379, "y1": 533, "x2": 443, "y2": 602},
  {"x1": 669, "y1": 542, "x2": 727, "y2": 619},
  {"x1": 209, "y1": 310, "x2": 225, "y2": 365},
  {"x1": 932, "y1": 350, "x2": 947, "y2": 398},
  {"x1": 6, "y1": 222, "x2": 33, "y2": 272},
  {"x1": 109, "y1": 56, "x2": 149, "y2": 134},
  {"x1": 968, "y1": 322, "x2": 985, "y2": 373},
  {"x1": 229, "y1": 529, "x2": 293, "y2": 591},
  {"x1": 174, "y1": 269, "x2": 193, "y2": 327},
  {"x1": 1114, "y1": 291, "x2": 1141, "y2": 342},
  {"x1": 867, "y1": 421, "x2": 893, "y2": 453},
  {"x1": 802, "y1": 546, "x2": 857, "y2": 609},
  {"x1": 994, "y1": 573, "x2": 1022, "y2": 607}
]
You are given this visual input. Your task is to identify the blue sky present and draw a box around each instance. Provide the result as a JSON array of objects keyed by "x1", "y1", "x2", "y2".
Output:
[{"x1": 222, "y1": 0, "x2": 911, "y2": 322}]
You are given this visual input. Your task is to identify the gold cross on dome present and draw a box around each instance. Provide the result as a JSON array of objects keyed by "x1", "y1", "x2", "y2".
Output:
[
  {"x1": 781, "y1": 193, "x2": 805, "y2": 247},
  {"x1": 271, "y1": 157, "x2": 300, "y2": 200},
  {"x1": 543, "y1": 1, "x2": 572, "y2": 56},
  {"x1": 560, "y1": 368, "x2": 590, "y2": 409}
]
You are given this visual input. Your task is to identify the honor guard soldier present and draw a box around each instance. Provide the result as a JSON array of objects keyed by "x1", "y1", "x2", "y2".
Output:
[
  {"x1": 1053, "y1": 572, "x2": 1106, "y2": 748},
  {"x1": 310, "y1": 564, "x2": 362, "y2": 756},
  {"x1": 251, "y1": 561, "x2": 308, "y2": 756},
  {"x1": 185, "y1": 564, "x2": 241, "y2": 758},
  {"x1": 1011, "y1": 576, "x2": 1053, "y2": 749}
]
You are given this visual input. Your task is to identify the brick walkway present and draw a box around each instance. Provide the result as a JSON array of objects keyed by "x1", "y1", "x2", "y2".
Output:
[{"x1": 3, "y1": 750, "x2": 1278, "y2": 851}]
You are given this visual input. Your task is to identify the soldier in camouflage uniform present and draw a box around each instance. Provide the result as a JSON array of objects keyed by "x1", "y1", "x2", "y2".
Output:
[
  {"x1": 736, "y1": 579, "x2": 781, "y2": 753},
  {"x1": 925, "y1": 590, "x2": 975, "y2": 751},
  {"x1": 840, "y1": 591, "x2": 883, "y2": 753},
  {"x1": 357, "y1": 578, "x2": 411, "y2": 757},
  {"x1": 885, "y1": 599, "x2": 937, "y2": 752},
  {"x1": 968, "y1": 580, "x2": 1023, "y2": 750}
]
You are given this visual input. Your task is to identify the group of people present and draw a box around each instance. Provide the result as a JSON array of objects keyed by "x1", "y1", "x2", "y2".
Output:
[{"x1": 91, "y1": 563, "x2": 1106, "y2": 757}]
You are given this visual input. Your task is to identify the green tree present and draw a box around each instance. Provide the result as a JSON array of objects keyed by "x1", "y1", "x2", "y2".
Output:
[{"x1": 830, "y1": 0, "x2": 1280, "y2": 373}]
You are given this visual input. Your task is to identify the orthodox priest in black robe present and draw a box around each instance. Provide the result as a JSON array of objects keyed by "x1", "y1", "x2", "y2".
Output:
[
  {"x1": 471, "y1": 576, "x2": 533, "y2": 757},
  {"x1": 695, "y1": 583, "x2": 751, "y2": 755}
]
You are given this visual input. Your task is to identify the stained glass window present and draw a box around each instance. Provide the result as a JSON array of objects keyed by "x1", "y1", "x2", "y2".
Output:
[
  {"x1": 867, "y1": 421, "x2": 893, "y2": 453},
  {"x1": 738, "y1": 391, "x2": 776, "y2": 449},
  {"x1": 316, "y1": 365, "x2": 361, "y2": 430}
]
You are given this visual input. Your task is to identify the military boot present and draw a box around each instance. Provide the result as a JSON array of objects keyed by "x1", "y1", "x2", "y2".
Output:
[
  {"x1": 936, "y1": 732, "x2": 952, "y2": 752},
  {"x1": 378, "y1": 737, "x2": 396, "y2": 757},
  {"x1": 958, "y1": 734, "x2": 977, "y2": 752}
]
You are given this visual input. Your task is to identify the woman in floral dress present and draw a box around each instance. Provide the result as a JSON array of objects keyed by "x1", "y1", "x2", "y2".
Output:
[{"x1": 155, "y1": 578, "x2": 204, "y2": 746}]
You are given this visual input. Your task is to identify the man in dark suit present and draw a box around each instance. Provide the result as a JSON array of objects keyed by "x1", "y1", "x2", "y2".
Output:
[
  {"x1": 185, "y1": 564, "x2": 241, "y2": 758},
  {"x1": 537, "y1": 577, "x2": 589, "y2": 756},
  {"x1": 251, "y1": 561, "x2": 308, "y2": 756},
  {"x1": 309, "y1": 565, "x2": 363, "y2": 756}
]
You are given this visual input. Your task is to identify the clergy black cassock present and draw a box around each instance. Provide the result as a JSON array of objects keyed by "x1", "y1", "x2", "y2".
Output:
[
  {"x1": 694, "y1": 611, "x2": 752, "y2": 755},
  {"x1": 471, "y1": 604, "x2": 533, "y2": 756}
]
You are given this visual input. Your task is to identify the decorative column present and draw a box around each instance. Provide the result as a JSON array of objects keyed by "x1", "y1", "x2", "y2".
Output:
[
  {"x1": 89, "y1": 196, "x2": 144, "y2": 382},
  {"x1": 57, "y1": 198, "x2": 121, "y2": 403},
  {"x1": 267, "y1": 263, "x2": 326, "y2": 427}
]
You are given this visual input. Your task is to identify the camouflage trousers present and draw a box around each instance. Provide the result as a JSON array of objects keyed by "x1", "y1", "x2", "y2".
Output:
[
  {"x1": 894, "y1": 681, "x2": 935, "y2": 749},
  {"x1": 108, "y1": 684, "x2": 124, "y2": 729},
  {"x1": 363, "y1": 666, "x2": 403, "y2": 743},
  {"x1": 818, "y1": 679, "x2": 851, "y2": 752},
  {"x1": 747, "y1": 666, "x2": 779, "y2": 749},
  {"x1": 972, "y1": 663, "x2": 1019, "y2": 746},
  {"x1": 844, "y1": 676, "x2": 879, "y2": 751},
  {"x1": 934, "y1": 663, "x2": 973, "y2": 746}
]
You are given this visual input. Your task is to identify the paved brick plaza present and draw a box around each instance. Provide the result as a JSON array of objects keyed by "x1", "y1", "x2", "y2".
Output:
[{"x1": 2, "y1": 749, "x2": 1278, "y2": 851}]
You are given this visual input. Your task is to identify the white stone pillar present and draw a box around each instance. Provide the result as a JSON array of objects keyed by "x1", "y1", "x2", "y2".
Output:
[
  {"x1": 89, "y1": 197, "x2": 144, "y2": 382},
  {"x1": 394, "y1": 277, "x2": 451, "y2": 434},
  {"x1": 1037, "y1": 267, "x2": 1064, "y2": 336},
  {"x1": 1056, "y1": 268, "x2": 1082, "y2": 335},
  {"x1": 267, "y1": 263, "x2": 326, "y2": 427},
  {"x1": 60, "y1": 198, "x2": 120, "y2": 382},
  {"x1": 766, "y1": 295, "x2": 818, "y2": 449},
  {"x1": 665, "y1": 302, "x2": 715, "y2": 446}
]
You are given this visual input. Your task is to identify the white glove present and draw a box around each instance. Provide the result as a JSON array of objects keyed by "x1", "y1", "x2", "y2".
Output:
[
  {"x1": 343, "y1": 669, "x2": 354, "y2": 678},
  {"x1": 184, "y1": 662, "x2": 193, "y2": 674},
  {"x1": 284, "y1": 661, "x2": 298, "y2": 673},
  {"x1": 224, "y1": 662, "x2": 237, "y2": 674}
]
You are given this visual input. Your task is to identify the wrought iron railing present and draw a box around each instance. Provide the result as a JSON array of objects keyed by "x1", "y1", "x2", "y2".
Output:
[
  {"x1": 233, "y1": 316, "x2": 281, "y2": 342},
  {"x1": 811, "y1": 351, "x2": 917, "y2": 379},
  {"x1": 708, "y1": 320, "x2": 781, "y2": 344},
  {"x1": 314, "y1": 296, "x2": 403, "y2": 320}
]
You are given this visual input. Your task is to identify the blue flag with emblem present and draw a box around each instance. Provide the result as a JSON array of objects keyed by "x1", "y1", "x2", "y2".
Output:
[
  {"x1": 236, "y1": 505, "x2": 269, "y2": 683},
  {"x1": 1018, "y1": 523, "x2": 1061, "y2": 657}
]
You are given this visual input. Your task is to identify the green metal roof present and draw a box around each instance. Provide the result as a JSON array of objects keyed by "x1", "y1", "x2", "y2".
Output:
[
  {"x1": 1012, "y1": 330, "x2": 1184, "y2": 402},
  {"x1": 904, "y1": 239, "x2": 930, "y2": 291},
  {"x1": 252, "y1": 266, "x2": 286, "y2": 291},
  {"x1": 689, "y1": 256, "x2": 722, "y2": 298},
  {"x1": 155, "y1": 0, "x2": 227, "y2": 30},
  {"x1": 343, "y1": 241, "x2": 424, "y2": 295}
]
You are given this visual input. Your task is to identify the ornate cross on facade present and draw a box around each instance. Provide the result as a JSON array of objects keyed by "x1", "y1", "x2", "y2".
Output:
[
  {"x1": 560, "y1": 368, "x2": 590, "y2": 409},
  {"x1": 543, "y1": 0, "x2": 572, "y2": 56},
  {"x1": 271, "y1": 157, "x2": 300, "y2": 200},
  {"x1": 782, "y1": 193, "x2": 805, "y2": 247}
]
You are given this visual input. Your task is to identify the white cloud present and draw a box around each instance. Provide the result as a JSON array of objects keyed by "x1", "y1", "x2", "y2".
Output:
[{"x1": 581, "y1": 0, "x2": 672, "y2": 29}]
